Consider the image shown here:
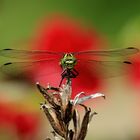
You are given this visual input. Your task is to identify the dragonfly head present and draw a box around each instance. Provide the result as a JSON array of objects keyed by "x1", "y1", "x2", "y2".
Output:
[{"x1": 60, "y1": 53, "x2": 77, "y2": 69}]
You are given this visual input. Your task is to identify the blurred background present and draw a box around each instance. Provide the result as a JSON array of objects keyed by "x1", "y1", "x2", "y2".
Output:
[{"x1": 0, "y1": 0, "x2": 140, "y2": 140}]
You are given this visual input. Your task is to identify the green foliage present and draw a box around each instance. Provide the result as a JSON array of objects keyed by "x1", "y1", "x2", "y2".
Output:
[{"x1": 0, "y1": 0, "x2": 140, "y2": 49}]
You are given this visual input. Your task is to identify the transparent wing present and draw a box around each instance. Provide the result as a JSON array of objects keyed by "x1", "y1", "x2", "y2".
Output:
[
  {"x1": 0, "y1": 49, "x2": 64, "y2": 59},
  {"x1": 77, "y1": 59, "x2": 133, "y2": 79},
  {"x1": 0, "y1": 59, "x2": 60, "y2": 78},
  {"x1": 74, "y1": 47, "x2": 139, "y2": 57}
]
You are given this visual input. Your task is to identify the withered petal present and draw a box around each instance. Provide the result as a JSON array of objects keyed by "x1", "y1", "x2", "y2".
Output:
[
  {"x1": 77, "y1": 104, "x2": 91, "y2": 140},
  {"x1": 73, "y1": 109, "x2": 80, "y2": 139},
  {"x1": 64, "y1": 101, "x2": 73, "y2": 125},
  {"x1": 42, "y1": 104, "x2": 65, "y2": 138},
  {"x1": 89, "y1": 112, "x2": 98, "y2": 123},
  {"x1": 75, "y1": 93, "x2": 105, "y2": 105},
  {"x1": 69, "y1": 129, "x2": 74, "y2": 140},
  {"x1": 37, "y1": 83, "x2": 61, "y2": 109}
]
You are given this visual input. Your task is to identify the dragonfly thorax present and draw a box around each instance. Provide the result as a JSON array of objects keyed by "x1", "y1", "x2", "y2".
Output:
[{"x1": 60, "y1": 53, "x2": 77, "y2": 69}]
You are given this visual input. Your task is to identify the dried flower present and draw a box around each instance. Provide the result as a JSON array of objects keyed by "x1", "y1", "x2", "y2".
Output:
[{"x1": 37, "y1": 82, "x2": 105, "y2": 140}]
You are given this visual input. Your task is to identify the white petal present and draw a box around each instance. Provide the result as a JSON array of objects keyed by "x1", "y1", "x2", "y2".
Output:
[
  {"x1": 76, "y1": 93, "x2": 105, "y2": 104},
  {"x1": 73, "y1": 92, "x2": 85, "y2": 105}
]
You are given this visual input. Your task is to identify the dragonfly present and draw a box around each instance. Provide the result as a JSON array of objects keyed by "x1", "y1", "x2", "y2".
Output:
[{"x1": 0, "y1": 47, "x2": 139, "y2": 86}]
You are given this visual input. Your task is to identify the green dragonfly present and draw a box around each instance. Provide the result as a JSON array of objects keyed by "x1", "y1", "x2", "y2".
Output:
[{"x1": 0, "y1": 47, "x2": 139, "y2": 86}]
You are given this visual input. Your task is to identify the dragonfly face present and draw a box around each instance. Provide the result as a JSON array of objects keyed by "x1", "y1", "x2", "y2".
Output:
[{"x1": 60, "y1": 53, "x2": 77, "y2": 70}]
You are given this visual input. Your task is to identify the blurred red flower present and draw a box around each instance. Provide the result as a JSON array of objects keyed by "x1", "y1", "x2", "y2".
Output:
[
  {"x1": 31, "y1": 15, "x2": 106, "y2": 98},
  {"x1": 0, "y1": 103, "x2": 39, "y2": 140},
  {"x1": 129, "y1": 55, "x2": 140, "y2": 88}
]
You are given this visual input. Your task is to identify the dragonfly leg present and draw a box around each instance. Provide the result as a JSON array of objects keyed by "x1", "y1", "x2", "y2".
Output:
[
  {"x1": 60, "y1": 69, "x2": 73, "y2": 86},
  {"x1": 60, "y1": 68, "x2": 79, "y2": 86},
  {"x1": 65, "y1": 69, "x2": 79, "y2": 85},
  {"x1": 68, "y1": 69, "x2": 79, "y2": 78},
  {"x1": 59, "y1": 69, "x2": 67, "y2": 87},
  {"x1": 72, "y1": 68, "x2": 79, "y2": 77}
]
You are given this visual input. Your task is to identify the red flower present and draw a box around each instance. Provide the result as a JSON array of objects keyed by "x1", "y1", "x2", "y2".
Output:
[
  {"x1": 128, "y1": 54, "x2": 140, "y2": 88},
  {"x1": 31, "y1": 15, "x2": 106, "y2": 98},
  {"x1": 0, "y1": 103, "x2": 39, "y2": 140}
]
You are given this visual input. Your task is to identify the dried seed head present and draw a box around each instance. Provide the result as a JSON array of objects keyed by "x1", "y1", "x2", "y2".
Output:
[{"x1": 37, "y1": 82, "x2": 105, "y2": 140}]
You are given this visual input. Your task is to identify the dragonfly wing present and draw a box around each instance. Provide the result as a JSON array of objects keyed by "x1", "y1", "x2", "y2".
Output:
[
  {"x1": 0, "y1": 49, "x2": 64, "y2": 59},
  {"x1": 0, "y1": 59, "x2": 60, "y2": 79},
  {"x1": 79, "y1": 60, "x2": 133, "y2": 79},
  {"x1": 74, "y1": 47, "x2": 139, "y2": 57}
]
